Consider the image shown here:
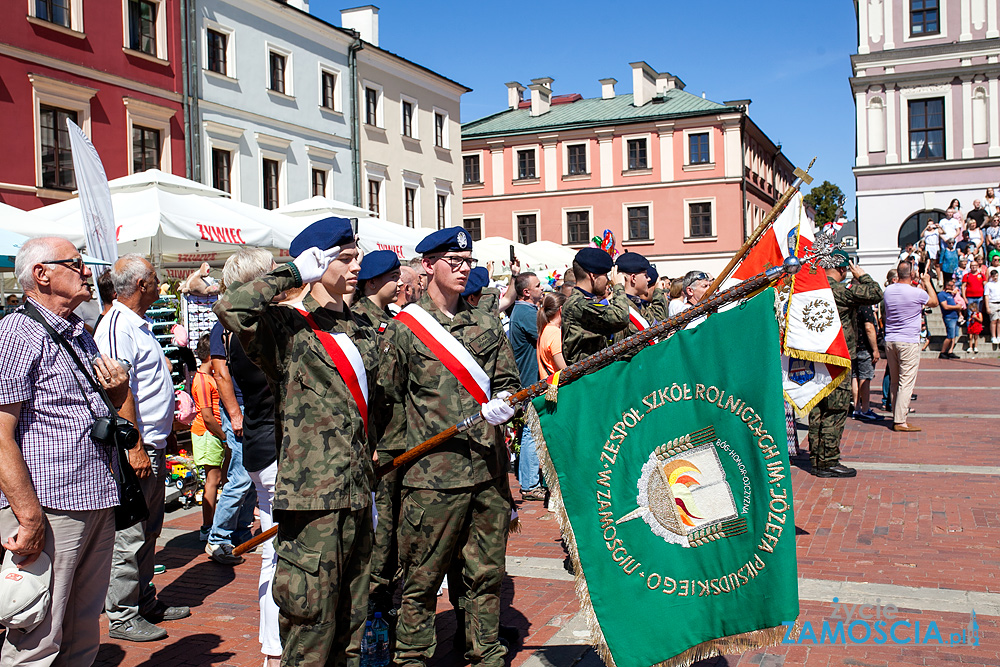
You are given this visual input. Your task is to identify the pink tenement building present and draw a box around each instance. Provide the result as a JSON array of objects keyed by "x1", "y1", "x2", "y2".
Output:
[
  {"x1": 460, "y1": 62, "x2": 795, "y2": 277},
  {"x1": 852, "y1": 0, "x2": 1000, "y2": 282}
]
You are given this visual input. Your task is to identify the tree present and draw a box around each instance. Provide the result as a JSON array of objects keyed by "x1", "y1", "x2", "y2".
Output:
[{"x1": 803, "y1": 181, "x2": 846, "y2": 227}]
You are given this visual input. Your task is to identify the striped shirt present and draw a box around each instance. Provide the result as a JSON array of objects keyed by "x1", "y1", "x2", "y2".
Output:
[{"x1": 0, "y1": 299, "x2": 119, "y2": 511}]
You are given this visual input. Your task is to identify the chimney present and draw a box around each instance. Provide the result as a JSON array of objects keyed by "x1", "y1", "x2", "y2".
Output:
[
  {"x1": 655, "y1": 72, "x2": 685, "y2": 93},
  {"x1": 505, "y1": 81, "x2": 525, "y2": 110},
  {"x1": 341, "y1": 5, "x2": 379, "y2": 46},
  {"x1": 599, "y1": 78, "x2": 617, "y2": 99},
  {"x1": 529, "y1": 77, "x2": 553, "y2": 117},
  {"x1": 630, "y1": 61, "x2": 656, "y2": 107}
]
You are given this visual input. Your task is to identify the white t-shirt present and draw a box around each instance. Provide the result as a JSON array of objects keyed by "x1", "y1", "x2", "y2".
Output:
[
  {"x1": 939, "y1": 218, "x2": 962, "y2": 242},
  {"x1": 95, "y1": 301, "x2": 175, "y2": 449},
  {"x1": 985, "y1": 281, "x2": 1000, "y2": 303},
  {"x1": 922, "y1": 229, "x2": 940, "y2": 258}
]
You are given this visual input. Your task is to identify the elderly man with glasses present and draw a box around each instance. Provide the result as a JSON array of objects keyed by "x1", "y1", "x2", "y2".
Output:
[
  {"x1": 0, "y1": 237, "x2": 132, "y2": 664},
  {"x1": 668, "y1": 270, "x2": 712, "y2": 317},
  {"x1": 386, "y1": 226, "x2": 519, "y2": 667}
]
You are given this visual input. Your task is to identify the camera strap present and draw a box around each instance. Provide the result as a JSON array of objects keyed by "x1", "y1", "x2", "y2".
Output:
[{"x1": 21, "y1": 300, "x2": 120, "y2": 419}]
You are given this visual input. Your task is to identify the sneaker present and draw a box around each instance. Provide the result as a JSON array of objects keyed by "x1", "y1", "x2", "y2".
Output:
[
  {"x1": 205, "y1": 542, "x2": 244, "y2": 565},
  {"x1": 947, "y1": 352, "x2": 961, "y2": 359},
  {"x1": 521, "y1": 487, "x2": 546, "y2": 501},
  {"x1": 142, "y1": 600, "x2": 192, "y2": 623},
  {"x1": 858, "y1": 410, "x2": 881, "y2": 421},
  {"x1": 109, "y1": 616, "x2": 168, "y2": 642},
  {"x1": 198, "y1": 526, "x2": 210, "y2": 542}
]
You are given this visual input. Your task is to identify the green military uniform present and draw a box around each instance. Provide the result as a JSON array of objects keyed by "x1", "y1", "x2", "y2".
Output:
[
  {"x1": 390, "y1": 293, "x2": 520, "y2": 667},
  {"x1": 808, "y1": 273, "x2": 884, "y2": 470},
  {"x1": 215, "y1": 264, "x2": 402, "y2": 667},
  {"x1": 560, "y1": 284, "x2": 630, "y2": 364},
  {"x1": 649, "y1": 286, "x2": 670, "y2": 321},
  {"x1": 612, "y1": 292, "x2": 668, "y2": 344},
  {"x1": 476, "y1": 287, "x2": 501, "y2": 313},
  {"x1": 351, "y1": 295, "x2": 406, "y2": 615}
]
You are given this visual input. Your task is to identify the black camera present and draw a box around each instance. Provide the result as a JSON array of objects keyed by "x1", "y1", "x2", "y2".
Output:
[{"x1": 92, "y1": 416, "x2": 141, "y2": 450}]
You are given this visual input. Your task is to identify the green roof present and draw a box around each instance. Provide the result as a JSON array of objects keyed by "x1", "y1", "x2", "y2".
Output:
[{"x1": 462, "y1": 90, "x2": 737, "y2": 138}]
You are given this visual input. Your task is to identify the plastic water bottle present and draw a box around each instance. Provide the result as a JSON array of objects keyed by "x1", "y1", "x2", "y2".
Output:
[
  {"x1": 373, "y1": 612, "x2": 390, "y2": 667},
  {"x1": 361, "y1": 620, "x2": 377, "y2": 667}
]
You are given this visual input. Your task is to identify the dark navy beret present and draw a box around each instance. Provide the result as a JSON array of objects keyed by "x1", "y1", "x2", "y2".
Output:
[
  {"x1": 575, "y1": 247, "x2": 613, "y2": 275},
  {"x1": 289, "y1": 217, "x2": 355, "y2": 258},
  {"x1": 461, "y1": 267, "x2": 490, "y2": 297},
  {"x1": 647, "y1": 264, "x2": 659, "y2": 284},
  {"x1": 615, "y1": 251, "x2": 651, "y2": 274},
  {"x1": 358, "y1": 250, "x2": 400, "y2": 281},
  {"x1": 415, "y1": 226, "x2": 473, "y2": 255}
]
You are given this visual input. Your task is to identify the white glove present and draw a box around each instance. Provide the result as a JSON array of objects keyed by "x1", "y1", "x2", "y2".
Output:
[
  {"x1": 292, "y1": 246, "x2": 340, "y2": 284},
  {"x1": 481, "y1": 391, "x2": 515, "y2": 426}
]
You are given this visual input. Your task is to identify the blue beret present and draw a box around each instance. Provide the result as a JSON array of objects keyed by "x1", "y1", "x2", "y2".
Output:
[
  {"x1": 461, "y1": 267, "x2": 490, "y2": 297},
  {"x1": 575, "y1": 247, "x2": 613, "y2": 275},
  {"x1": 415, "y1": 226, "x2": 473, "y2": 255},
  {"x1": 647, "y1": 264, "x2": 659, "y2": 284},
  {"x1": 289, "y1": 217, "x2": 355, "y2": 258},
  {"x1": 358, "y1": 250, "x2": 400, "y2": 281},
  {"x1": 615, "y1": 251, "x2": 651, "y2": 274}
]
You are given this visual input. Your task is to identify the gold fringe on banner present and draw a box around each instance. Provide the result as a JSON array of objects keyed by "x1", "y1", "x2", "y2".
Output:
[{"x1": 526, "y1": 407, "x2": 799, "y2": 667}]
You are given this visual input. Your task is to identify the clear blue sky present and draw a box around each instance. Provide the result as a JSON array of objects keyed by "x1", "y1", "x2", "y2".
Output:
[{"x1": 311, "y1": 0, "x2": 860, "y2": 216}]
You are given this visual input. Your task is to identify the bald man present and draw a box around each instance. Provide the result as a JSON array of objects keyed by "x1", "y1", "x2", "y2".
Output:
[{"x1": 390, "y1": 265, "x2": 423, "y2": 315}]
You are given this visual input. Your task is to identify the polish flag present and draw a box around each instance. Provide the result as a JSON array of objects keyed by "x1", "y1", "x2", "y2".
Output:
[{"x1": 728, "y1": 193, "x2": 851, "y2": 413}]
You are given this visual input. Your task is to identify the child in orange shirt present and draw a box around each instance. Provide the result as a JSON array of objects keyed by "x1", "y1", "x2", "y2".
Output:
[{"x1": 191, "y1": 334, "x2": 226, "y2": 541}]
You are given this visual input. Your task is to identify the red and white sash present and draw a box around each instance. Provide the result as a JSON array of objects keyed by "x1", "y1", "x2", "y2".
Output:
[
  {"x1": 628, "y1": 305, "x2": 650, "y2": 331},
  {"x1": 296, "y1": 309, "x2": 370, "y2": 436},
  {"x1": 394, "y1": 304, "x2": 491, "y2": 405}
]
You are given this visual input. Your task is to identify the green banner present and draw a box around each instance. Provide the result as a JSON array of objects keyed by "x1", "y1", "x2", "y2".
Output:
[{"x1": 531, "y1": 291, "x2": 798, "y2": 667}]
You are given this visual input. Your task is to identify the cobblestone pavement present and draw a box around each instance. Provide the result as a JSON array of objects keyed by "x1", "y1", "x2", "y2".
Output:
[{"x1": 85, "y1": 357, "x2": 998, "y2": 667}]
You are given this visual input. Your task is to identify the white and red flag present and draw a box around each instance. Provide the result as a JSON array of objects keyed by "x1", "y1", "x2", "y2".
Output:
[{"x1": 727, "y1": 193, "x2": 851, "y2": 413}]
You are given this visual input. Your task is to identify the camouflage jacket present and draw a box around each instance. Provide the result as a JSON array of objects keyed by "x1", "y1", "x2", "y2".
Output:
[
  {"x1": 648, "y1": 287, "x2": 670, "y2": 322},
  {"x1": 389, "y1": 293, "x2": 520, "y2": 490},
  {"x1": 613, "y1": 292, "x2": 668, "y2": 344},
  {"x1": 351, "y1": 295, "x2": 406, "y2": 453},
  {"x1": 214, "y1": 265, "x2": 402, "y2": 512},
  {"x1": 828, "y1": 274, "x2": 884, "y2": 357},
  {"x1": 561, "y1": 284, "x2": 630, "y2": 365},
  {"x1": 476, "y1": 287, "x2": 501, "y2": 314}
]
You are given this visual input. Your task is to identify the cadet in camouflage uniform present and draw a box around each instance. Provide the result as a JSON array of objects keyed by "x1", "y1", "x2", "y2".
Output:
[
  {"x1": 215, "y1": 218, "x2": 401, "y2": 667},
  {"x1": 561, "y1": 247, "x2": 630, "y2": 364},
  {"x1": 351, "y1": 251, "x2": 407, "y2": 619},
  {"x1": 647, "y1": 265, "x2": 670, "y2": 319},
  {"x1": 808, "y1": 250, "x2": 883, "y2": 478},
  {"x1": 612, "y1": 252, "x2": 666, "y2": 344},
  {"x1": 389, "y1": 227, "x2": 520, "y2": 667}
]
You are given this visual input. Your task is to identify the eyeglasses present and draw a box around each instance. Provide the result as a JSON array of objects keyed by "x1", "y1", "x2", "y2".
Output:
[
  {"x1": 433, "y1": 255, "x2": 478, "y2": 270},
  {"x1": 42, "y1": 257, "x2": 85, "y2": 272}
]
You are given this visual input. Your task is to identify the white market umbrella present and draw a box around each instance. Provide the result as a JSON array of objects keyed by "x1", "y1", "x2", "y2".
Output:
[
  {"x1": 0, "y1": 206, "x2": 109, "y2": 269},
  {"x1": 275, "y1": 197, "x2": 425, "y2": 260}
]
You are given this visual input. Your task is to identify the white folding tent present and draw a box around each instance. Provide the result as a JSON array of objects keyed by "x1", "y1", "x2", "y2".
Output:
[{"x1": 474, "y1": 237, "x2": 576, "y2": 279}]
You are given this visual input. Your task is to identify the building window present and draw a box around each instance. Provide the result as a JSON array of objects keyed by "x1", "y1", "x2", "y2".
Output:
[
  {"x1": 207, "y1": 29, "x2": 227, "y2": 75},
  {"x1": 211, "y1": 148, "x2": 231, "y2": 193},
  {"x1": 368, "y1": 179, "x2": 380, "y2": 216},
  {"x1": 269, "y1": 52, "x2": 286, "y2": 94},
  {"x1": 365, "y1": 87, "x2": 378, "y2": 126},
  {"x1": 910, "y1": 0, "x2": 939, "y2": 36},
  {"x1": 311, "y1": 168, "x2": 326, "y2": 197},
  {"x1": 404, "y1": 187, "x2": 416, "y2": 227},
  {"x1": 262, "y1": 158, "x2": 279, "y2": 210},
  {"x1": 40, "y1": 106, "x2": 77, "y2": 190},
  {"x1": 321, "y1": 71, "x2": 337, "y2": 110},
  {"x1": 434, "y1": 112, "x2": 445, "y2": 147},
  {"x1": 908, "y1": 98, "x2": 945, "y2": 161},
  {"x1": 463, "y1": 218, "x2": 482, "y2": 242},
  {"x1": 627, "y1": 206, "x2": 650, "y2": 240},
  {"x1": 436, "y1": 194, "x2": 447, "y2": 229},
  {"x1": 567, "y1": 144, "x2": 587, "y2": 175},
  {"x1": 132, "y1": 125, "x2": 160, "y2": 172},
  {"x1": 567, "y1": 211, "x2": 589, "y2": 244},
  {"x1": 35, "y1": 0, "x2": 71, "y2": 28},
  {"x1": 463, "y1": 155, "x2": 480, "y2": 185},
  {"x1": 517, "y1": 214, "x2": 537, "y2": 245},
  {"x1": 517, "y1": 149, "x2": 536, "y2": 180},
  {"x1": 402, "y1": 100, "x2": 414, "y2": 138},
  {"x1": 689, "y1": 202, "x2": 713, "y2": 238},
  {"x1": 689, "y1": 133, "x2": 710, "y2": 164},
  {"x1": 128, "y1": 0, "x2": 157, "y2": 55},
  {"x1": 627, "y1": 138, "x2": 647, "y2": 170}
]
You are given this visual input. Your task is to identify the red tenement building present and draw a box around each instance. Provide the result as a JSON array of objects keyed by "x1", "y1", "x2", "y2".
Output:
[{"x1": 0, "y1": 0, "x2": 185, "y2": 209}]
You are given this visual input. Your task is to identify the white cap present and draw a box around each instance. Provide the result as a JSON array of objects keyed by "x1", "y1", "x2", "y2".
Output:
[{"x1": 0, "y1": 551, "x2": 52, "y2": 632}]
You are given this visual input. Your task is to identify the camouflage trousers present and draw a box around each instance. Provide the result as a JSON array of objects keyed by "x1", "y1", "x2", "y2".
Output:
[
  {"x1": 272, "y1": 507, "x2": 373, "y2": 667},
  {"x1": 370, "y1": 451, "x2": 403, "y2": 612},
  {"x1": 808, "y1": 380, "x2": 851, "y2": 470},
  {"x1": 395, "y1": 478, "x2": 509, "y2": 667}
]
